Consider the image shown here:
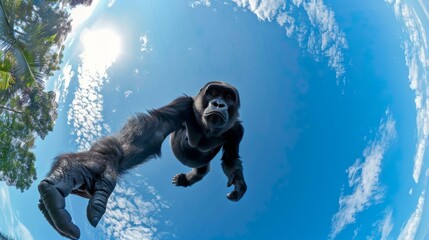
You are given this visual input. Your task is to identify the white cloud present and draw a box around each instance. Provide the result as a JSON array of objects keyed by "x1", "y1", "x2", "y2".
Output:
[
  {"x1": 367, "y1": 209, "x2": 394, "y2": 240},
  {"x1": 69, "y1": 0, "x2": 101, "y2": 31},
  {"x1": 352, "y1": 228, "x2": 359, "y2": 239},
  {"x1": 108, "y1": 0, "x2": 116, "y2": 8},
  {"x1": 292, "y1": 0, "x2": 303, "y2": 7},
  {"x1": 191, "y1": 0, "x2": 348, "y2": 82},
  {"x1": 140, "y1": 34, "x2": 152, "y2": 53},
  {"x1": 66, "y1": 0, "x2": 102, "y2": 45},
  {"x1": 67, "y1": 28, "x2": 121, "y2": 150},
  {"x1": 98, "y1": 175, "x2": 172, "y2": 240},
  {"x1": 53, "y1": 62, "x2": 74, "y2": 106},
  {"x1": 417, "y1": 0, "x2": 429, "y2": 23},
  {"x1": 124, "y1": 90, "x2": 133, "y2": 98},
  {"x1": 302, "y1": 0, "x2": 347, "y2": 80},
  {"x1": 398, "y1": 191, "x2": 425, "y2": 240},
  {"x1": 386, "y1": 0, "x2": 429, "y2": 184},
  {"x1": 379, "y1": 210, "x2": 394, "y2": 240},
  {"x1": 16, "y1": 222, "x2": 33, "y2": 240},
  {"x1": 329, "y1": 111, "x2": 396, "y2": 239},
  {"x1": 0, "y1": 183, "x2": 33, "y2": 240},
  {"x1": 252, "y1": 0, "x2": 286, "y2": 21},
  {"x1": 189, "y1": 0, "x2": 211, "y2": 8}
]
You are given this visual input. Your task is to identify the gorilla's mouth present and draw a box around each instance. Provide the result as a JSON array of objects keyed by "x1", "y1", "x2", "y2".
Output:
[{"x1": 204, "y1": 111, "x2": 226, "y2": 125}]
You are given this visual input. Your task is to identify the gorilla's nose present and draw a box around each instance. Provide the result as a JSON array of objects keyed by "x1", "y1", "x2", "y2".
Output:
[{"x1": 211, "y1": 99, "x2": 226, "y2": 109}]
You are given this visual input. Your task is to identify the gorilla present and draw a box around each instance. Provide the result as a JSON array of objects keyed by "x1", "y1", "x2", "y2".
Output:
[{"x1": 37, "y1": 81, "x2": 247, "y2": 239}]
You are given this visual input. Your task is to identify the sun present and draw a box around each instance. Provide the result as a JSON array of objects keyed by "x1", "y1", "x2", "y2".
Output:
[{"x1": 79, "y1": 28, "x2": 121, "y2": 70}]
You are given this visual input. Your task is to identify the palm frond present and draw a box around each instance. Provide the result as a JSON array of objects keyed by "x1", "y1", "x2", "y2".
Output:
[
  {"x1": 0, "y1": 71, "x2": 13, "y2": 89},
  {"x1": 0, "y1": 49, "x2": 14, "y2": 89},
  {"x1": 0, "y1": 0, "x2": 44, "y2": 87}
]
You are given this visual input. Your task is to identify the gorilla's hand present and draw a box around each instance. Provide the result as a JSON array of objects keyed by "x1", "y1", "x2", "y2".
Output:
[
  {"x1": 226, "y1": 169, "x2": 247, "y2": 202},
  {"x1": 38, "y1": 152, "x2": 117, "y2": 240}
]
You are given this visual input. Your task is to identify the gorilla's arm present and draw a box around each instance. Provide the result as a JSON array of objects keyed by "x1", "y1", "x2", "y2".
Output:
[
  {"x1": 38, "y1": 96, "x2": 193, "y2": 240},
  {"x1": 221, "y1": 122, "x2": 247, "y2": 202}
]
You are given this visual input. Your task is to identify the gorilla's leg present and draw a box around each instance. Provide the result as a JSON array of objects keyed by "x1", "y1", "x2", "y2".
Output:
[{"x1": 172, "y1": 164, "x2": 210, "y2": 187}]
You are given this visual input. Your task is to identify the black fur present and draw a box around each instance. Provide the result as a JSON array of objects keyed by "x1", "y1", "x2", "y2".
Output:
[{"x1": 38, "y1": 82, "x2": 246, "y2": 240}]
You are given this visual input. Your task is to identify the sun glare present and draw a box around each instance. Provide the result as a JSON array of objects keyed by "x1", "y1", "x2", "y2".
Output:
[{"x1": 80, "y1": 28, "x2": 121, "y2": 69}]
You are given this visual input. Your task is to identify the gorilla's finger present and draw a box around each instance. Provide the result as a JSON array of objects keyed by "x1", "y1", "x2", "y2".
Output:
[
  {"x1": 226, "y1": 191, "x2": 239, "y2": 201},
  {"x1": 38, "y1": 180, "x2": 80, "y2": 240},
  {"x1": 38, "y1": 200, "x2": 68, "y2": 238},
  {"x1": 227, "y1": 180, "x2": 247, "y2": 202},
  {"x1": 227, "y1": 174, "x2": 236, "y2": 187},
  {"x1": 87, "y1": 175, "x2": 116, "y2": 227},
  {"x1": 172, "y1": 173, "x2": 189, "y2": 187}
]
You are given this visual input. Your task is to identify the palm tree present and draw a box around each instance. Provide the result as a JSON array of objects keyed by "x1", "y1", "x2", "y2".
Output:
[{"x1": 0, "y1": 0, "x2": 44, "y2": 88}]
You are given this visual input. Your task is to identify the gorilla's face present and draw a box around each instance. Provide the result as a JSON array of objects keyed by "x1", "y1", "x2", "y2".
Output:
[{"x1": 194, "y1": 82, "x2": 240, "y2": 137}]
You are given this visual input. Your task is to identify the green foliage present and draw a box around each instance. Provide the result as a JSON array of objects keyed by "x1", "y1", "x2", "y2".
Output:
[
  {"x1": 0, "y1": 114, "x2": 37, "y2": 191},
  {"x1": 0, "y1": 0, "x2": 83, "y2": 191},
  {"x1": 0, "y1": 89, "x2": 58, "y2": 190},
  {"x1": 0, "y1": 87, "x2": 57, "y2": 191},
  {"x1": 0, "y1": 71, "x2": 13, "y2": 89},
  {"x1": 0, "y1": 51, "x2": 14, "y2": 89}
]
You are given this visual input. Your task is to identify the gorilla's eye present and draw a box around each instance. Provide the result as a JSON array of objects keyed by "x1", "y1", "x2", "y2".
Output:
[
  {"x1": 209, "y1": 89, "x2": 219, "y2": 97},
  {"x1": 225, "y1": 94, "x2": 232, "y2": 101}
]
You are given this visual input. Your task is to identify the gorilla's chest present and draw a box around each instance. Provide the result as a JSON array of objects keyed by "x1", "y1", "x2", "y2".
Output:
[
  {"x1": 170, "y1": 127, "x2": 224, "y2": 168},
  {"x1": 190, "y1": 134, "x2": 224, "y2": 152}
]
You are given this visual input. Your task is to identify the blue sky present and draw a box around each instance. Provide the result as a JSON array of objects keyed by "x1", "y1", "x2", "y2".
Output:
[{"x1": 1, "y1": 0, "x2": 429, "y2": 239}]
